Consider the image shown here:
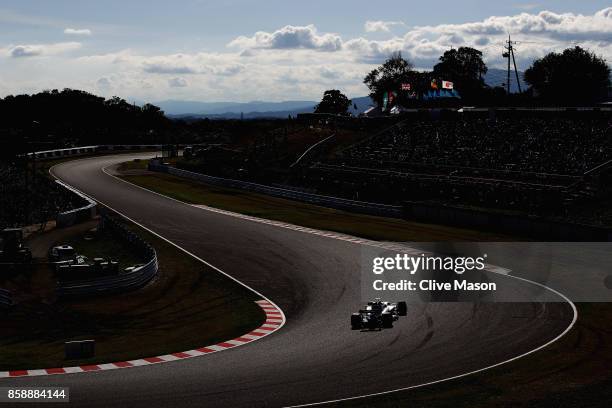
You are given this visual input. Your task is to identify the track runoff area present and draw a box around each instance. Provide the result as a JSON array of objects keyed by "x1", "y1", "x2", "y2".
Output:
[{"x1": 0, "y1": 153, "x2": 579, "y2": 408}]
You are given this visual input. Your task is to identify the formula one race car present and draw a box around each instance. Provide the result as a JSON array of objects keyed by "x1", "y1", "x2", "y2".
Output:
[{"x1": 351, "y1": 299, "x2": 407, "y2": 330}]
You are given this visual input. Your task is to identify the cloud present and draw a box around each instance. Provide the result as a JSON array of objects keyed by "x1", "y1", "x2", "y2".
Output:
[
  {"x1": 214, "y1": 64, "x2": 244, "y2": 76},
  {"x1": 364, "y1": 21, "x2": 404, "y2": 33},
  {"x1": 168, "y1": 77, "x2": 188, "y2": 87},
  {"x1": 141, "y1": 54, "x2": 245, "y2": 77},
  {"x1": 421, "y1": 8, "x2": 612, "y2": 42},
  {"x1": 9, "y1": 45, "x2": 42, "y2": 57},
  {"x1": 143, "y1": 64, "x2": 197, "y2": 74},
  {"x1": 6, "y1": 42, "x2": 81, "y2": 58},
  {"x1": 96, "y1": 77, "x2": 112, "y2": 90},
  {"x1": 320, "y1": 66, "x2": 340, "y2": 79},
  {"x1": 142, "y1": 56, "x2": 199, "y2": 74},
  {"x1": 228, "y1": 24, "x2": 343, "y2": 51},
  {"x1": 2, "y1": 8, "x2": 611, "y2": 103},
  {"x1": 64, "y1": 28, "x2": 92, "y2": 36},
  {"x1": 297, "y1": 7, "x2": 612, "y2": 67},
  {"x1": 474, "y1": 37, "x2": 490, "y2": 46},
  {"x1": 240, "y1": 49, "x2": 256, "y2": 57}
]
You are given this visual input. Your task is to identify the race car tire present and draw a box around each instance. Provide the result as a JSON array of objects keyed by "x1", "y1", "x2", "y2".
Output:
[
  {"x1": 382, "y1": 313, "x2": 394, "y2": 328},
  {"x1": 351, "y1": 313, "x2": 362, "y2": 330},
  {"x1": 397, "y1": 301, "x2": 407, "y2": 316}
]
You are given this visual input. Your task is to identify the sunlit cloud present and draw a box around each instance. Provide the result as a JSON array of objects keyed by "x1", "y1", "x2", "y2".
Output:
[
  {"x1": 64, "y1": 28, "x2": 92, "y2": 36},
  {"x1": 4, "y1": 42, "x2": 81, "y2": 58},
  {"x1": 364, "y1": 21, "x2": 405, "y2": 33}
]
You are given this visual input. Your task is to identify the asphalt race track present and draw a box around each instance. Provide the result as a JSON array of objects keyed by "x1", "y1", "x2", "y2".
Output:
[{"x1": 3, "y1": 153, "x2": 575, "y2": 407}]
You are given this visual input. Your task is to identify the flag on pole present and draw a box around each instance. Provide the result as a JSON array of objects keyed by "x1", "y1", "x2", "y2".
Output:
[
  {"x1": 383, "y1": 91, "x2": 397, "y2": 111},
  {"x1": 442, "y1": 80, "x2": 454, "y2": 90}
]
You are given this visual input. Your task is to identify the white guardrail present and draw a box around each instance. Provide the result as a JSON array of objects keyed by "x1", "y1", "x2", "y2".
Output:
[
  {"x1": 149, "y1": 161, "x2": 404, "y2": 218},
  {"x1": 29, "y1": 144, "x2": 162, "y2": 160},
  {"x1": 35, "y1": 144, "x2": 160, "y2": 228},
  {"x1": 29, "y1": 144, "x2": 161, "y2": 296},
  {"x1": 3, "y1": 145, "x2": 161, "y2": 298},
  {"x1": 55, "y1": 180, "x2": 98, "y2": 228},
  {"x1": 57, "y1": 215, "x2": 159, "y2": 297}
]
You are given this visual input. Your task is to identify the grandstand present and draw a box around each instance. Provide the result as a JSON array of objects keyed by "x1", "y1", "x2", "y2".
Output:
[
  {"x1": 336, "y1": 117, "x2": 610, "y2": 175},
  {"x1": 0, "y1": 163, "x2": 87, "y2": 230},
  {"x1": 299, "y1": 114, "x2": 612, "y2": 218}
]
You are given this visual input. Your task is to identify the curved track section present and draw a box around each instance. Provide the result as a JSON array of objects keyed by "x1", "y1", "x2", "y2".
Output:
[{"x1": 2, "y1": 153, "x2": 576, "y2": 408}]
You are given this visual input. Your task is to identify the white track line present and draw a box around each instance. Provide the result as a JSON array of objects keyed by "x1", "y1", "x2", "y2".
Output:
[
  {"x1": 55, "y1": 156, "x2": 576, "y2": 405},
  {"x1": 284, "y1": 272, "x2": 577, "y2": 407},
  {"x1": 103, "y1": 162, "x2": 512, "y2": 275},
  {"x1": 1, "y1": 158, "x2": 290, "y2": 378},
  {"x1": 49, "y1": 158, "x2": 286, "y2": 325}
]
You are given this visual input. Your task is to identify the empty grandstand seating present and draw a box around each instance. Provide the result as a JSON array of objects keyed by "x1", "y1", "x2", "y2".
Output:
[{"x1": 299, "y1": 116, "x2": 611, "y2": 216}]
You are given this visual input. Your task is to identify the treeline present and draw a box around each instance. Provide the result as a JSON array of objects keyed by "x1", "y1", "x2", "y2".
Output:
[
  {"x1": 0, "y1": 89, "x2": 172, "y2": 159},
  {"x1": 365, "y1": 46, "x2": 611, "y2": 107},
  {"x1": 316, "y1": 46, "x2": 611, "y2": 115}
]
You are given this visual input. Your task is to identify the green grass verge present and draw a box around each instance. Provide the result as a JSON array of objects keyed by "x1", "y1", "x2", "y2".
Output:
[
  {"x1": 120, "y1": 171, "x2": 513, "y2": 242},
  {"x1": 0, "y1": 214, "x2": 265, "y2": 371},
  {"x1": 116, "y1": 158, "x2": 149, "y2": 171}
]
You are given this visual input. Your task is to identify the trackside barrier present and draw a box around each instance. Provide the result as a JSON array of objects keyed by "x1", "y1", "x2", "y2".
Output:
[
  {"x1": 41, "y1": 145, "x2": 162, "y2": 227},
  {"x1": 0, "y1": 288, "x2": 12, "y2": 307},
  {"x1": 55, "y1": 180, "x2": 98, "y2": 228},
  {"x1": 29, "y1": 145, "x2": 163, "y2": 160},
  {"x1": 57, "y1": 215, "x2": 158, "y2": 297},
  {"x1": 148, "y1": 161, "x2": 404, "y2": 218},
  {"x1": 28, "y1": 146, "x2": 99, "y2": 160},
  {"x1": 149, "y1": 162, "x2": 612, "y2": 241}
]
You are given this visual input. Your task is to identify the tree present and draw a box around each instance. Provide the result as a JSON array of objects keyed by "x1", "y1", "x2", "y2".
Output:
[
  {"x1": 364, "y1": 52, "x2": 417, "y2": 107},
  {"x1": 433, "y1": 47, "x2": 488, "y2": 101},
  {"x1": 524, "y1": 46, "x2": 611, "y2": 104},
  {"x1": 0, "y1": 89, "x2": 171, "y2": 148},
  {"x1": 314, "y1": 90, "x2": 351, "y2": 115}
]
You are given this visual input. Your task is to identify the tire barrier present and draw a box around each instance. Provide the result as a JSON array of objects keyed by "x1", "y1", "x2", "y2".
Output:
[
  {"x1": 55, "y1": 180, "x2": 98, "y2": 228},
  {"x1": 57, "y1": 215, "x2": 158, "y2": 297},
  {"x1": 148, "y1": 162, "x2": 404, "y2": 218},
  {"x1": 0, "y1": 288, "x2": 12, "y2": 307}
]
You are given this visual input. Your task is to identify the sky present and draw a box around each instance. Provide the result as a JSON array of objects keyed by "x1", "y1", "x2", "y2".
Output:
[{"x1": 0, "y1": 1, "x2": 610, "y2": 103}]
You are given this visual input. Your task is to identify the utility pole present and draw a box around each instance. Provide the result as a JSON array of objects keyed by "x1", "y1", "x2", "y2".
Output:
[
  {"x1": 503, "y1": 35, "x2": 523, "y2": 94},
  {"x1": 504, "y1": 35, "x2": 511, "y2": 94}
]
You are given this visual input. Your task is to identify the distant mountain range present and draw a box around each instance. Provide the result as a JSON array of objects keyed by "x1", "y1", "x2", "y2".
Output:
[
  {"x1": 485, "y1": 68, "x2": 528, "y2": 93},
  {"x1": 157, "y1": 69, "x2": 527, "y2": 119},
  {"x1": 159, "y1": 96, "x2": 375, "y2": 119},
  {"x1": 158, "y1": 100, "x2": 316, "y2": 117}
]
